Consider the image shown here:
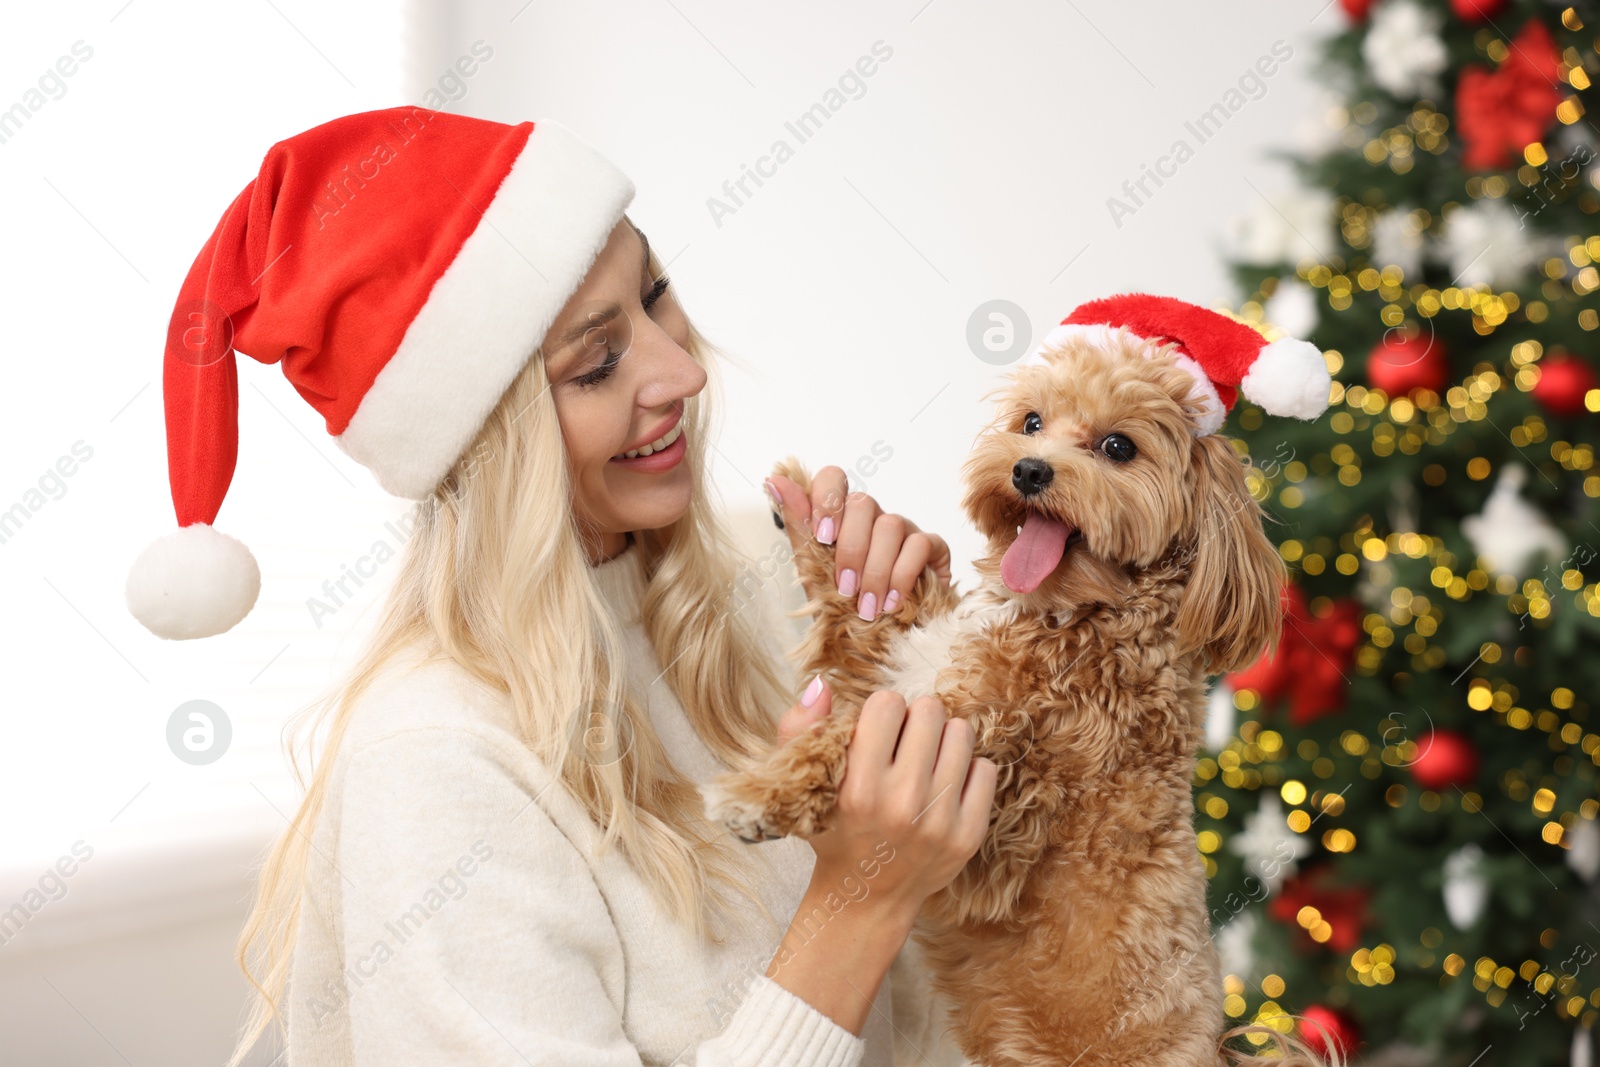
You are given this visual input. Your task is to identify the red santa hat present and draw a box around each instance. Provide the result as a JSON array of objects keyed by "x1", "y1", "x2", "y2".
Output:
[
  {"x1": 125, "y1": 107, "x2": 635, "y2": 640},
  {"x1": 1019, "y1": 292, "x2": 1331, "y2": 436}
]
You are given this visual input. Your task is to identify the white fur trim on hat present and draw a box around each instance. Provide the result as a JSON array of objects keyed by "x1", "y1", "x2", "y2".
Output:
[
  {"x1": 126, "y1": 524, "x2": 260, "y2": 640},
  {"x1": 1240, "y1": 337, "x2": 1332, "y2": 420},
  {"x1": 335, "y1": 119, "x2": 636, "y2": 500},
  {"x1": 1167, "y1": 351, "x2": 1226, "y2": 435},
  {"x1": 1019, "y1": 323, "x2": 1225, "y2": 435},
  {"x1": 1019, "y1": 322, "x2": 1098, "y2": 366}
]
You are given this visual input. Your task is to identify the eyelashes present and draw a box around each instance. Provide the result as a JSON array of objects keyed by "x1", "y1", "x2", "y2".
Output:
[
  {"x1": 576, "y1": 276, "x2": 673, "y2": 388},
  {"x1": 642, "y1": 274, "x2": 670, "y2": 311},
  {"x1": 576, "y1": 350, "x2": 622, "y2": 388}
]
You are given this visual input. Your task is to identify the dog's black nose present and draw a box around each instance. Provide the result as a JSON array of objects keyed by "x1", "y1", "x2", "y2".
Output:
[{"x1": 1012, "y1": 457, "x2": 1053, "y2": 497}]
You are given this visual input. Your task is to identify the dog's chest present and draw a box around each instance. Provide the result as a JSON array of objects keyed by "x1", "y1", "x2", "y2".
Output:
[{"x1": 878, "y1": 592, "x2": 1019, "y2": 702}]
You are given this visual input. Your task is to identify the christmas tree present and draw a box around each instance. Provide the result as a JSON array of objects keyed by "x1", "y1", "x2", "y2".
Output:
[{"x1": 1202, "y1": 1, "x2": 1600, "y2": 1063}]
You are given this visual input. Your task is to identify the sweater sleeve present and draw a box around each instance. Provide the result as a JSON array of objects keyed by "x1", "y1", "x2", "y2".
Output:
[{"x1": 329, "y1": 724, "x2": 867, "y2": 1067}]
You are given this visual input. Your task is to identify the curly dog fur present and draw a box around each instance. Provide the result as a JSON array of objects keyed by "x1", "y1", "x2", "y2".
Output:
[{"x1": 703, "y1": 329, "x2": 1336, "y2": 1067}]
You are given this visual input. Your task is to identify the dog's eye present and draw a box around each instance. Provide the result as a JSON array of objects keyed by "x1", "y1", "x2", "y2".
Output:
[
  {"x1": 1099, "y1": 433, "x2": 1137, "y2": 463},
  {"x1": 1022, "y1": 412, "x2": 1043, "y2": 435}
]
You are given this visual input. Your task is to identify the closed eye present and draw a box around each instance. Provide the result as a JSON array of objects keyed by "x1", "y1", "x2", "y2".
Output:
[
  {"x1": 576, "y1": 276, "x2": 673, "y2": 388},
  {"x1": 643, "y1": 274, "x2": 670, "y2": 311}
]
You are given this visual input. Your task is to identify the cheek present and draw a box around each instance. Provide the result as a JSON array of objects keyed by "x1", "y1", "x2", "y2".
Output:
[{"x1": 555, "y1": 390, "x2": 631, "y2": 476}]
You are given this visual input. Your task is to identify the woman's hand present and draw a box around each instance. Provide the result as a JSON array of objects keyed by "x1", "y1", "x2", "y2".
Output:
[
  {"x1": 803, "y1": 683, "x2": 996, "y2": 919},
  {"x1": 760, "y1": 679, "x2": 997, "y2": 1037},
  {"x1": 764, "y1": 467, "x2": 952, "y2": 622}
]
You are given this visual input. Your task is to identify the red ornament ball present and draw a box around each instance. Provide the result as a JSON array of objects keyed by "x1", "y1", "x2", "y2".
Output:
[
  {"x1": 1532, "y1": 356, "x2": 1598, "y2": 417},
  {"x1": 1367, "y1": 331, "x2": 1448, "y2": 395},
  {"x1": 1340, "y1": 0, "x2": 1374, "y2": 19},
  {"x1": 1298, "y1": 1005, "x2": 1361, "y2": 1059},
  {"x1": 1410, "y1": 729, "x2": 1480, "y2": 791},
  {"x1": 1450, "y1": 0, "x2": 1507, "y2": 21}
]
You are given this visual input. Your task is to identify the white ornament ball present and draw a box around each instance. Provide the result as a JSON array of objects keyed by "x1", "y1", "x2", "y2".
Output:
[
  {"x1": 1442, "y1": 843, "x2": 1489, "y2": 930},
  {"x1": 1566, "y1": 818, "x2": 1600, "y2": 883},
  {"x1": 1206, "y1": 681, "x2": 1236, "y2": 751},
  {"x1": 1370, "y1": 207, "x2": 1426, "y2": 280},
  {"x1": 1461, "y1": 465, "x2": 1569, "y2": 578}
]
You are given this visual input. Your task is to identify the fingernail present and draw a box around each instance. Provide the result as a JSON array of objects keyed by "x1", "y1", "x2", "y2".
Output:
[
  {"x1": 883, "y1": 589, "x2": 900, "y2": 613},
  {"x1": 816, "y1": 516, "x2": 835, "y2": 545},
  {"x1": 858, "y1": 590, "x2": 877, "y2": 621},
  {"x1": 802, "y1": 674, "x2": 825, "y2": 707},
  {"x1": 838, "y1": 567, "x2": 857, "y2": 596},
  {"x1": 764, "y1": 479, "x2": 781, "y2": 508}
]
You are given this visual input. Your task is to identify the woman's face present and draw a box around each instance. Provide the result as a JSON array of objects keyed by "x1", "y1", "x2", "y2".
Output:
[{"x1": 543, "y1": 219, "x2": 706, "y2": 564}]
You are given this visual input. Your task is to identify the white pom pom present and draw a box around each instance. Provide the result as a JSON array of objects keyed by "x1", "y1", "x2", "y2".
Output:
[
  {"x1": 1239, "y1": 338, "x2": 1332, "y2": 420},
  {"x1": 126, "y1": 524, "x2": 260, "y2": 640}
]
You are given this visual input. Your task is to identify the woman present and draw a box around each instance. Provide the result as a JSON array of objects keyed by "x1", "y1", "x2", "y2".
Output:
[{"x1": 121, "y1": 108, "x2": 996, "y2": 1066}]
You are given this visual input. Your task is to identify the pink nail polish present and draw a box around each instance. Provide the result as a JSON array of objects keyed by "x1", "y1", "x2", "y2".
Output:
[
  {"x1": 802, "y1": 674, "x2": 824, "y2": 707},
  {"x1": 883, "y1": 589, "x2": 900, "y2": 613},
  {"x1": 858, "y1": 590, "x2": 877, "y2": 621},
  {"x1": 816, "y1": 516, "x2": 835, "y2": 544},
  {"x1": 838, "y1": 568, "x2": 857, "y2": 596},
  {"x1": 764, "y1": 480, "x2": 781, "y2": 508}
]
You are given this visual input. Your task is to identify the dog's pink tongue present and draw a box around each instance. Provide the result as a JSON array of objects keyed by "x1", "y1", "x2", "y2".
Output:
[{"x1": 1001, "y1": 511, "x2": 1072, "y2": 594}]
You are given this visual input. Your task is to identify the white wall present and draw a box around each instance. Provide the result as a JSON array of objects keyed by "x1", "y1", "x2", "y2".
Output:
[
  {"x1": 416, "y1": 0, "x2": 1337, "y2": 581},
  {"x1": 0, "y1": 1, "x2": 1335, "y2": 1062}
]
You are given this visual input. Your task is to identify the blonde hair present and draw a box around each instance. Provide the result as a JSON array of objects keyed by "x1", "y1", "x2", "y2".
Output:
[{"x1": 227, "y1": 224, "x2": 796, "y2": 1065}]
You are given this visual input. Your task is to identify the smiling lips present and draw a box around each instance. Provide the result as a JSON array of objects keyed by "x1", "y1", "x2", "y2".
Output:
[
  {"x1": 611, "y1": 419, "x2": 684, "y2": 460},
  {"x1": 611, "y1": 407, "x2": 684, "y2": 462},
  {"x1": 607, "y1": 407, "x2": 688, "y2": 473}
]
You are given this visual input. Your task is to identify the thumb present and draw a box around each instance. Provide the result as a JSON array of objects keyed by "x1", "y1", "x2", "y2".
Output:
[
  {"x1": 764, "y1": 472, "x2": 812, "y2": 545},
  {"x1": 775, "y1": 674, "x2": 831, "y2": 746}
]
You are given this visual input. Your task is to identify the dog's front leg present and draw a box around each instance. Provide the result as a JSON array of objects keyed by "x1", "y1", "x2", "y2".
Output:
[
  {"x1": 771, "y1": 457, "x2": 961, "y2": 709},
  {"x1": 702, "y1": 458, "x2": 957, "y2": 843}
]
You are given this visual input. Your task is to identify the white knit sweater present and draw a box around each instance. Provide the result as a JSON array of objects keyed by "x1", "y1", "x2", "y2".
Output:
[{"x1": 284, "y1": 537, "x2": 971, "y2": 1067}]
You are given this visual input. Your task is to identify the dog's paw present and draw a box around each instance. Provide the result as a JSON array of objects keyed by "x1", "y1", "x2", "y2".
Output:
[{"x1": 700, "y1": 777, "x2": 785, "y2": 843}]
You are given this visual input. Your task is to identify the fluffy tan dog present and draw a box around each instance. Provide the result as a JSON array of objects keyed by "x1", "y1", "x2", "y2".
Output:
[{"x1": 704, "y1": 328, "x2": 1336, "y2": 1066}]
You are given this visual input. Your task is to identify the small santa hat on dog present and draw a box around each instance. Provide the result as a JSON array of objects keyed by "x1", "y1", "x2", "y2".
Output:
[
  {"x1": 125, "y1": 107, "x2": 635, "y2": 640},
  {"x1": 1018, "y1": 292, "x2": 1331, "y2": 436}
]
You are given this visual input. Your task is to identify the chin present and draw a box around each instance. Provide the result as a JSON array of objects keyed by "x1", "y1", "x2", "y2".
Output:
[{"x1": 607, "y1": 482, "x2": 691, "y2": 532}]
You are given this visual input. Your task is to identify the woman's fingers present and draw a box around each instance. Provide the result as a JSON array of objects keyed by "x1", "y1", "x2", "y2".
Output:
[
  {"x1": 764, "y1": 473, "x2": 810, "y2": 554},
  {"x1": 955, "y1": 755, "x2": 999, "y2": 850},
  {"x1": 884, "y1": 697, "x2": 950, "y2": 804},
  {"x1": 766, "y1": 465, "x2": 952, "y2": 611},
  {"x1": 774, "y1": 674, "x2": 832, "y2": 746},
  {"x1": 831, "y1": 490, "x2": 880, "y2": 599},
  {"x1": 852, "y1": 513, "x2": 907, "y2": 620},
  {"x1": 807, "y1": 466, "x2": 850, "y2": 546},
  {"x1": 877, "y1": 528, "x2": 934, "y2": 619},
  {"x1": 846, "y1": 689, "x2": 908, "y2": 779},
  {"x1": 895, "y1": 517, "x2": 953, "y2": 589}
]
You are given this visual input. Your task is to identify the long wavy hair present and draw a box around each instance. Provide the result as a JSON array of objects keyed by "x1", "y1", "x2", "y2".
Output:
[{"x1": 226, "y1": 220, "x2": 797, "y2": 1065}]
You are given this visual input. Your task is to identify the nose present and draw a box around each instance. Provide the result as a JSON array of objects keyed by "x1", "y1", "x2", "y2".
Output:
[{"x1": 1012, "y1": 457, "x2": 1053, "y2": 497}]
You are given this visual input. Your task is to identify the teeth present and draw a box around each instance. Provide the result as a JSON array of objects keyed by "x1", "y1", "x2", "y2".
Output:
[{"x1": 613, "y1": 421, "x2": 683, "y2": 460}]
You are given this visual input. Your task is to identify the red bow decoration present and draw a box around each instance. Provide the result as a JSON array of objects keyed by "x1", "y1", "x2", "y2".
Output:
[
  {"x1": 1269, "y1": 867, "x2": 1372, "y2": 954},
  {"x1": 1455, "y1": 19, "x2": 1564, "y2": 171},
  {"x1": 1227, "y1": 582, "x2": 1363, "y2": 726}
]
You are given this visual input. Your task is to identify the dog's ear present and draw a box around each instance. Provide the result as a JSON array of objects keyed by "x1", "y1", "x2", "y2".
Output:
[{"x1": 1175, "y1": 433, "x2": 1286, "y2": 673}]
